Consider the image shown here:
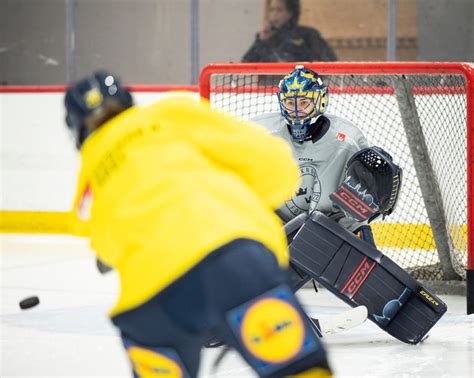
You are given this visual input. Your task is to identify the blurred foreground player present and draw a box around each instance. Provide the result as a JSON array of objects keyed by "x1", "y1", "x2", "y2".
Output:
[{"x1": 64, "y1": 71, "x2": 332, "y2": 377}]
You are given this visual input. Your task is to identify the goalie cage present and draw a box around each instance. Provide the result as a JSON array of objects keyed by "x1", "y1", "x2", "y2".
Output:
[{"x1": 199, "y1": 62, "x2": 474, "y2": 314}]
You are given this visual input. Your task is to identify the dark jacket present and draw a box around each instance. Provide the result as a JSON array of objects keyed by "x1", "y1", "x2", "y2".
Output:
[{"x1": 242, "y1": 25, "x2": 337, "y2": 62}]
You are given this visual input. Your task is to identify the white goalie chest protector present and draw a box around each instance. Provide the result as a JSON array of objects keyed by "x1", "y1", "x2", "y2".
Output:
[{"x1": 252, "y1": 112, "x2": 369, "y2": 224}]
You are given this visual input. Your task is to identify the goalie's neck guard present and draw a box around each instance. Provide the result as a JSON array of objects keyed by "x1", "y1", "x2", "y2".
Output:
[{"x1": 286, "y1": 115, "x2": 330, "y2": 144}]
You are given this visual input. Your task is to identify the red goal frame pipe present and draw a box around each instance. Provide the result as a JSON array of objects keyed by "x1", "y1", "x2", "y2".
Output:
[{"x1": 200, "y1": 62, "x2": 474, "y2": 312}]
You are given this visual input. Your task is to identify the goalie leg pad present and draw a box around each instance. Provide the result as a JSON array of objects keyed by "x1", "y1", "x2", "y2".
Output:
[
  {"x1": 285, "y1": 213, "x2": 312, "y2": 292},
  {"x1": 225, "y1": 284, "x2": 328, "y2": 377},
  {"x1": 289, "y1": 213, "x2": 447, "y2": 344},
  {"x1": 289, "y1": 262, "x2": 312, "y2": 292}
]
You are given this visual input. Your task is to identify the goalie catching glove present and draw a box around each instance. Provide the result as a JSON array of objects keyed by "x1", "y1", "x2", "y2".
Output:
[{"x1": 329, "y1": 147, "x2": 402, "y2": 223}]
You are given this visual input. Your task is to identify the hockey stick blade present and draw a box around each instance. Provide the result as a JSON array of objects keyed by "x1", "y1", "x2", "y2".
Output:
[
  {"x1": 313, "y1": 305, "x2": 368, "y2": 336},
  {"x1": 205, "y1": 306, "x2": 369, "y2": 350},
  {"x1": 208, "y1": 308, "x2": 365, "y2": 376}
]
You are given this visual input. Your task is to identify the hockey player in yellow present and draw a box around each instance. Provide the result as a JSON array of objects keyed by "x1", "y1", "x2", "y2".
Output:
[{"x1": 65, "y1": 71, "x2": 332, "y2": 377}]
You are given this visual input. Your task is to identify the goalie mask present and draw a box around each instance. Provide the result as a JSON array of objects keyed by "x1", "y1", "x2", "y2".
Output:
[{"x1": 277, "y1": 66, "x2": 328, "y2": 142}]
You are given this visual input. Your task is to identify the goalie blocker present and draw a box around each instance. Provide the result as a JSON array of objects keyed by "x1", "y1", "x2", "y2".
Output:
[{"x1": 289, "y1": 212, "x2": 447, "y2": 344}]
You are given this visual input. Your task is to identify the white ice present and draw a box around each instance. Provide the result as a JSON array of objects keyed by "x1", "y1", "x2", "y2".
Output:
[{"x1": 1, "y1": 234, "x2": 473, "y2": 377}]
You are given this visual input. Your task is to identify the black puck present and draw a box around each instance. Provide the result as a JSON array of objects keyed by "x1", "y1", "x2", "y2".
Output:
[{"x1": 19, "y1": 296, "x2": 40, "y2": 310}]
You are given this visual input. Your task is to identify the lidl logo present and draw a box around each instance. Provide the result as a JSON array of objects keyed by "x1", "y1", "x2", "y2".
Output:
[
  {"x1": 128, "y1": 346, "x2": 184, "y2": 377},
  {"x1": 240, "y1": 297, "x2": 305, "y2": 363}
]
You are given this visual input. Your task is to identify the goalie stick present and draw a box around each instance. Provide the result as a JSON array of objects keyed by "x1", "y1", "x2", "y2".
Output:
[
  {"x1": 209, "y1": 306, "x2": 367, "y2": 376},
  {"x1": 308, "y1": 305, "x2": 368, "y2": 337}
]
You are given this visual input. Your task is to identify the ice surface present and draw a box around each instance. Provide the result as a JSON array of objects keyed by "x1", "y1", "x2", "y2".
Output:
[{"x1": 1, "y1": 234, "x2": 472, "y2": 377}]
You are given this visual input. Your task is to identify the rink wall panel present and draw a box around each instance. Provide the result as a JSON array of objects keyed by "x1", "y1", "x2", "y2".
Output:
[
  {"x1": 0, "y1": 84, "x2": 456, "y2": 250},
  {"x1": 0, "y1": 86, "x2": 198, "y2": 232}
]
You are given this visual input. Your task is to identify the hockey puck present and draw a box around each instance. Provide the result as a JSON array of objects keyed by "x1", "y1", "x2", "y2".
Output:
[{"x1": 19, "y1": 296, "x2": 40, "y2": 310}]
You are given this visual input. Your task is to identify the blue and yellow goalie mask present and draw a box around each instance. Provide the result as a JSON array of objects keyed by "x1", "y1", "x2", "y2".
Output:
[{"x1": 277, "y1": 66, "x2": 329, "y2": 142}]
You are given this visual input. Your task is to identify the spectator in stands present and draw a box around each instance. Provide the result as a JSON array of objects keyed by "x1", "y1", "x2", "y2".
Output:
[{"x1": 242, "y1": 0, "x2": 337, "y2": 63}]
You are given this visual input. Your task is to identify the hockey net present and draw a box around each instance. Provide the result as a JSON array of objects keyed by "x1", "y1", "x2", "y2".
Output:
[{"x1": 200, "y1": 62, "x2": 474, "y2": 283}]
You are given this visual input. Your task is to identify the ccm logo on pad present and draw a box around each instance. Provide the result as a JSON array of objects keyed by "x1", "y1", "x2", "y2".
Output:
[{"x1": 340, "y1": 256, "x2": 376, "y2": 299}]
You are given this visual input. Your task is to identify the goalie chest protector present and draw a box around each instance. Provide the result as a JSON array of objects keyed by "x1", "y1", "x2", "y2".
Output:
[{"x1": 289, "y1": 213, "x2": 447, "y2": 344}]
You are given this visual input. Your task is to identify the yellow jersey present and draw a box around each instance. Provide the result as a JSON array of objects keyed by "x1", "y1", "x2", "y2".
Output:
[{"x1": 71, "y1": 94, "x2": 300, "y2": 316}]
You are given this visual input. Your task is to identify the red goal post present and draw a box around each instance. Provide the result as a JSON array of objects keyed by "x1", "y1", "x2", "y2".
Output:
[{"x1": 199, "y1": 62, "x2": 474, "y2": 313}]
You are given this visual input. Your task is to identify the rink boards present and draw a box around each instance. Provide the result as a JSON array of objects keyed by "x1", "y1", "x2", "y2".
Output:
[{"x1": 0, "y1": 90, "x2": 468, "y2": 256}]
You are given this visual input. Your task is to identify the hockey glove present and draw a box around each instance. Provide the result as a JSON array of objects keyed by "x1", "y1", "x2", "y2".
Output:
[{"x1": 329, "y1": 147, "x2": 402, "y2": 223}]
